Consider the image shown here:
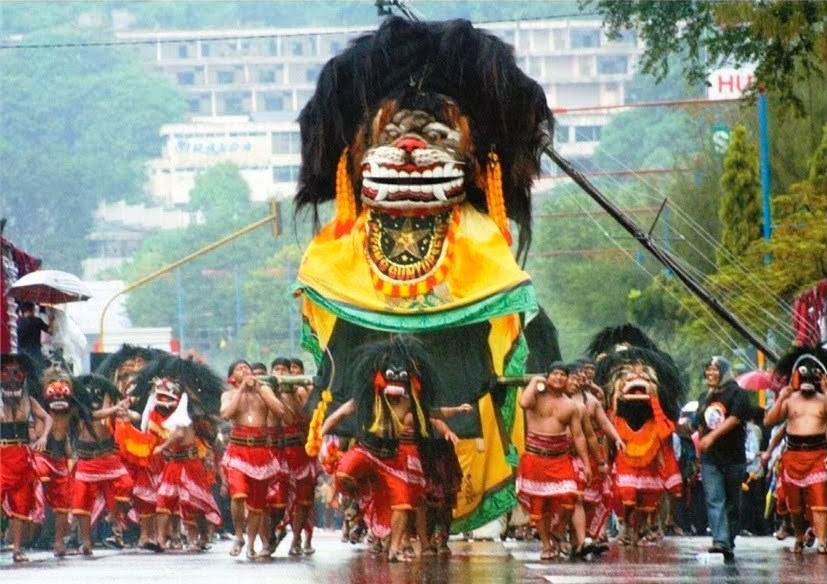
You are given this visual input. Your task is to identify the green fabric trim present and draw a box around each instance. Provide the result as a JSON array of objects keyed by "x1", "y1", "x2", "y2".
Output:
[
  {"x1": 299, "y1": 282, "x2": 537, "y2": 333},
  {"x1": 500, "y1": 332, "x2": 528, "y2": 468},
  {"x1": 300, "y1": 320, "x2": 324, "y2": 368},
  {"x1": 450, "y1": 479, "x2": 517, "y2": 534}
]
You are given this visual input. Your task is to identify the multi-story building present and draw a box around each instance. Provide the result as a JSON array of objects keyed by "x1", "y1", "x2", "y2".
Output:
[
  {"x1": 81, "y1": 19, "x2": 640, "y2": 278},
  {"x1": 117, "y1": 19, "x2": 641, "y2": 205}
]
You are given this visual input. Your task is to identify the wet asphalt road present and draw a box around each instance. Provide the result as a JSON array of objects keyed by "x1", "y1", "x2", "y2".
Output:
[{"x1": 2, "y1": 531, "x2": 825, "y2": 583}]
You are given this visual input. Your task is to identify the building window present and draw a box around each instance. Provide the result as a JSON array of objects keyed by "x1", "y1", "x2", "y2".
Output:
[
  {"x1": 555, "y1": 125, "x2": 570, "y2": 144},
  {"x1": 178, "y1": 43, "x2": 189, "y2": 58},
  {"x1": 224, "y1": 96, "x2": 243, "y2": 115},
  {"x1": 574, "y1": 126, "x2": 602, "y2": 142},
  {"x1": 305, "y1": 65, "x2": 320, "y2": 83},
  {"x1": 264, "y1": 95, "x2": 284, "y2": 111},
  {"x1": 272, "y1": 165, "x2": 300, "y2": 182},
  {"x1": 187, "y1": 98, "x2": 201, "y2": 113},
  {"x1": 217, "y1": 71, "x2": 235, "y2": 84},
  {"x1": 597, "y1": 56, "x2": 628, "y2": 75},
  {"x1": 272, "y1": 131, "x2": 300, "y2": 154},
  {"x1": 570, "y1": 29, "x2": 600, "y2": 49},
  {"x1": 609, "y1": 29, "x2": 638, "y2": 46},
  {"x1": 201, "y1": 43, "x2": 210, "y2": 58},
  {"x1": 526, "y1": 57, "x2": 542, "y2": 78},
  {"x1": 177, "y1": 71, "x2": 195, "y2": 85},
  {"x1": 259, "y1": 69, "x2": 276, "y2": 83},
  {"x1": 290, "y1": 41, "x2": 304, "y2": 56}
]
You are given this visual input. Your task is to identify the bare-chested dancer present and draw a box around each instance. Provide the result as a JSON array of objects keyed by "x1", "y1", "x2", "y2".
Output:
[
  {"x1": 220, "y1": 359, "x2": 285, "y2": 559},
  {"x1": 764, "y1": 354, "x2": 827, "y2": 554},
  {"x1": 516, "y1": 361, "x2": 590, "y2": 561}
]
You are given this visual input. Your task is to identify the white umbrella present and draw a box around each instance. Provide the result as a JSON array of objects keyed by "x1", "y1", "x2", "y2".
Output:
[
  {"x1": 9, "y1": 270, "x2": 91, "y2": 304},
  {"x1": 681, "y1": 400, "x2": 699, "y2": 414}
]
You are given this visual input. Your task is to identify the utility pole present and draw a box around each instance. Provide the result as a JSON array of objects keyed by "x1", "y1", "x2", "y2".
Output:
[{"x1": 546, "y1": 146, "x2": 779, "y2": 362}]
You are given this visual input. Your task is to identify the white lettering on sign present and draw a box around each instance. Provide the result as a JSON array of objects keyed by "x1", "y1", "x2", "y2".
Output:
[
  {"x1": 173, "y1": 139, "x2": 255, "y2": 156},
  {"x1": 707, "y1": 67, "x2": 755, "y2": 100}
]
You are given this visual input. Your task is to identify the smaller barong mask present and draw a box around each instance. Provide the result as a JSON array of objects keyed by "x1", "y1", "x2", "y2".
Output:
[
  {"x1": 43, "y1": 367, "x2": 74, "y2": 413},
  {"x1": 350, "y1": 336, "x2": 440, "y2": 441},
  {"x1": 1, "y1": 354, "x2": 38, "y2": 405},
  {"x1": 777, "y1": 347, "x2": 827, "y2": 396},
  {"x1": 606, "y1": 356, "x2": 663, "y2": 431},
  {"x1": 791, "y1": 354, "x2": 826, "y2": 394},
  {"x1": 152, "y1": 377, "x2": 182, "y2": 415},
  {"x1": 588, "y1": 326, "x2": 683, "y2": 432},
  {"x1": 1, "y1": 360, "x2": 27, "y2": 402}
]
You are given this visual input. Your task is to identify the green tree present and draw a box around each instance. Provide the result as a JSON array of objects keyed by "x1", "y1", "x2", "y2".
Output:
[
  {"x1": 680, "y1": 125, "x2": 827, "y2": 356},
  {"x1": 0, "y1": 31, "x2": 186, "y2": 272},
  {"x1": 587, "y1": 0, "x2": 827, "y2": 113},
  {"x1": 717, "y1": 125, "x2": 762, "y2": 265},
  {"x1": 526, "y1": 187, "x2": 660, "y2": 357},
  {"x1": 189, "y1": 162, "x2": 252, "y2": 223}
]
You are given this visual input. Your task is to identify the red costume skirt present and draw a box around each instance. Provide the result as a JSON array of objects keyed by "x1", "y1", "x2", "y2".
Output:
[
  {"x1": 0, "y1": 444, "x2": 36, "y2": 520},
  {"x1": 72, "y1": 453, "x2": 133, "y2": 518},
  {"x1": 335, "y1": 441, "x2": 424, "y2": 539},
  {"x1": 335, "y1": 442, "x2": 422, "y2": 510},
  {"x1": 613, "y1": 453, "x2": 664, "y2": 512},
  {"x1": 781, "y1": 447, "x2": 827, "y2": 513},
  {"x1": 34, "y1": 451, "x2": 72, "y2": 512},
  {"x1": 775, "y1": 469, "x2": 788, "y2": 516},
  {"x1": 658, "y1": 441, "x2": 683, "y2": 498},
  {"x1": 124, "y1": 456, "x2": 165, "y2": 517},
  {"x1": 264, "y1": 426, "x2": 288, "y2": 510},
  {"x1": 516, "y1": 433, "x2": 582, "y2": 520},
  {"x1": 573, "y1": 455, "x2": 613, "y2": 539},
  {"x1": 399, "y1": 439, "x2": 426, "y2": 507},
  {"x1": 282, "y1": 423, "x2": 320, "y2": 506},
  {"x1": 157, "y1": 449, "x2": 222, "y2": 526},
  {"x1": 221, "y1": 426, "x2": 281, "y2": 511}
]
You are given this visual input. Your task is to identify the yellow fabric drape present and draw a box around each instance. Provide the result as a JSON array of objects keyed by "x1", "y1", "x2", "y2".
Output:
[
  {"x1": 297, "y1": 204, "x2": 529, "y2": 314},
  {"x1": 452, "y1": 392, "x2": 514, "y2": 522}
]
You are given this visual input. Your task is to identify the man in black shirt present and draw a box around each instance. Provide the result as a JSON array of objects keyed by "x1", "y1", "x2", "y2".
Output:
[
  {"x1": 16, "y1": 302, "x2": 54, "y2": 366},
  {"x1": 696, "y1": 356, "x2": 750, "y2": 560}
]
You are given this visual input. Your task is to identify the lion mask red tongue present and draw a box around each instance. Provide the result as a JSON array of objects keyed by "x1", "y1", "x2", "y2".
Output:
[{"x1": 372, "y1": 368, "x2": 412, "y2": 399}]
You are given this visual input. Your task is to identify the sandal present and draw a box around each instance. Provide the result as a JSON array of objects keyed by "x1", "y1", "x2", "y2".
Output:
[
  {"x1": 105, "y1": 534, "x2": 125, "y2": 549},
  {"x1": 80, "y1": 544, "x2": 94, "y2": 556},
  {"x1": 792, "y1": 540, "x2": 805, "y2": 554},
  {"x1": 288, "y1": 542, "x2": 303, "y2": 556},
  {"x1": 817, "y1": 543, "x2": 827, "y2": 555},
  {"x1": 388, "y1": 550, "x2": 411, "y2": 563},
  {"x1": 12, "y1": 551, "x2": 30, "y2": 563},
  {"x1": 617, "y1": 533, "x2": 630, "y2": 546},
  {"x1": 438, "y1": 542, "x2": 451, "y2": 556},
  {"x1": 229, "y1": 538, "x2": 244, "y2": 557},
  {"x1": 143, "y1": 541, "x2": 165, "y2": 553},
  {"x1": 420, "y1": 545, "x2": 437, "y2": 557},
  {"x1": 303, "y1": 542, "x2": 315, "y2": 556},
  {"x1": 540, "y1": 548, "x2": 556, "y2": 561},
  {"x1": 246, "y1": 546, "x2": 258, "y2": 560},
  {"x1": 804, "y1": 527, "x2": 816, "y2": 547}
]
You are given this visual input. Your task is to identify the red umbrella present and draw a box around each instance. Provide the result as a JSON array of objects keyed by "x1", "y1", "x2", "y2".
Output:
[{"x1": 735, "y1": 370, "x2": 775, "y2": 391}]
